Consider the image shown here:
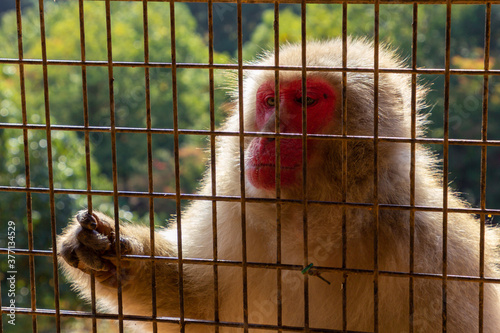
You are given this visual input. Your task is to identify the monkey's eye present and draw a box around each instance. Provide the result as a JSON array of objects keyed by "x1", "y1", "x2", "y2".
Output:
[
  {"x1": 295, "y1": 97, "x2": 318, "y2": 106},
  {"x1": 266, "y1": 97, "x2": 276, "y2": 107},
  {"x1": 307, "y1": 97, "x2": 317, "y2": 106}
]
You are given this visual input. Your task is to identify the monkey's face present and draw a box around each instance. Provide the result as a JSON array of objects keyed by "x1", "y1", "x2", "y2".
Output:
[{"x1": 246, "y1": 78, "x2": 337, "y2": 190}]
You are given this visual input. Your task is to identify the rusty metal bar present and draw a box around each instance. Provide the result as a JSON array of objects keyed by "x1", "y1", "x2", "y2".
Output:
[
  {"x1": 273, "y1": 1, "x2": 283, "y2": 332},
  {"x1": 372, "y1": 1, "x2": 380, "y2": 331},
  {"x1": 7, "y1": 121, "x2": 500, "y2": 147},
  {"x1": 103, "y1": 0, "x2": 126, "y2": 331},
  {"x1": 141, "y1": 0, "x2": 159, "y2": 332},
  {"x1": 5, "y1": 183, "x2": 500, "y2": 217},
  {"x1": 341, "y1": 2, "x2": 348, "y2": 332},
  {"x1": 0, "y1": 304, "x2": 380, "y2": 333},
  {"x1": 409, "y1": 3, "x2": 418, "y2": 333},
  {"x1": 4, "y1": 57, "x2": 500, "y2": 77},
  {"x1": 236, "y1": 0, "x2": 249, "y2": 331},
  {"x1": 479, "y1": 3, "x2": 491, "y2": 332},
  {"x1": 7, "y1": 122, "x2": 500, "y2": 147},
  {"x1": 14, "y1": 0, "x2": 38, "y2": 331},
  {"x1": 168, "y1": 0, "x2": 186, "y2": 331},
  {"x1": 1, "y1": 247, "x2": 500, "y2": 284},
  {"x1": 300, "y1": 1, "x2": 310, "y2": 332},
  {"x1": 207, "y1": 0, "x2": 220, "y2": 331},
  {"x1": 441, "y1": 0, "x2": 452, "y2": 330},
  {"x1": 36, "y1": 0, "x2": 62, "y2": 331},
  {"x1": 81, "y1": 0, "x2": 500, "y2": 5},
  {"x1": 77, "y1": 0, "x2": 98, "y2": 331}
]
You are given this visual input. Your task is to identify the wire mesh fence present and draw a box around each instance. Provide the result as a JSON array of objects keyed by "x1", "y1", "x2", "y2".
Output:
[{"x1": 1, "y1": 0, "x2": 500, "y2": 332}]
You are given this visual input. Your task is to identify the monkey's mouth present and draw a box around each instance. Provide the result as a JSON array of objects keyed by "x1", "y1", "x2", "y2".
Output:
[{"x1": 246, "y1": 138, "x2": 305, "y2": 190}]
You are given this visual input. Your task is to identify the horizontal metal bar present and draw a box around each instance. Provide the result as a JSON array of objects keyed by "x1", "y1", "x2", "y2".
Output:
[
  {"x1": 82, "y1": 0, "x2": 500, "y2": 5},
  {"x1": 0, "y1": 306, "x2": 372, "y2": 333},
  {"x1": 1, "y1": 249, "x2": 499, "y2": 285},
  {"x1": 2, "y1": 122, "x2": 500, "y2": 147},
  {"x1": 2, "y1": 185, "x2": 500, "y2": 216},
  {"x1": 1, "y1": 58, "x2": 499, "y2": 76}
]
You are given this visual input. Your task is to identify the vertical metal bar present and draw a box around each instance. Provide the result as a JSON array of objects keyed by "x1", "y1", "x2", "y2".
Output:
[
  {"x1": 37, "y1": 0, "x2": 61, "y2": 330},
  {"x1": 409, "y1": 3, "x2": 419, "y2": 333},
  {"x1": 77, "y1": 0, "x2": 97, "y2": 331},
  {"x1": 16, "y1": 0, "x2": 37, "y2": 331},
  {"x1": 207, "y1": 1, "x2": 220, "y2": 331},
  {"x1": 479, "y1": 3, "x2": 491, "y2": 332},
  {"x1": 300, "y1": 1, "x2": 309, "y2": 332},
  {"x1": 442, "y1": 1, "x2": 452, "y2": 331},
  {"x1": 104, "y1": 1, "x2": 124, "y2": 331},
  {"x1": 372, "y1": 1, "x2": 380, "y2": 332},
  {"x1": 341, "y1": 2, "x2": 348, "y2": 332},
  {"x1": 273, "y1": 1, "x2": 283, "y2": 332},
  {"x1": 236, "y1": 1, "x2": 249, "y2": 331},
  {"x1": 142, "y1": 0, "x2": 158, "y2": 331},
  {"x1": 78, "y1": 0, "x2": 92, "y2": 232},
  {"x1": 169, "y1": 1, "x2": 185, "y2": 331}
]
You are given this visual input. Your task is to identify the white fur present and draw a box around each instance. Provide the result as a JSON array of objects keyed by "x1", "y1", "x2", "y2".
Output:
[{"x1": 59, "y1": 39, "x2": 500, "y2": 332}]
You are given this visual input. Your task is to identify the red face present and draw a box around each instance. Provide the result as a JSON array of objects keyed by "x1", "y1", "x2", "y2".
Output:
[{"x1": 246, "y1": 78, "x2": 337, "y2": 190}]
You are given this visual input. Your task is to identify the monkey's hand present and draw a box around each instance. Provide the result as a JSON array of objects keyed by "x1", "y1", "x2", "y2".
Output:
[{"x1": 58, "y1": 210, "x2": 140, "y2": 288}]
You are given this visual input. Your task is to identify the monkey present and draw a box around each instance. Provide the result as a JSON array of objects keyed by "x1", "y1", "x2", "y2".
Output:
[{"x1": 58, "y1": 38, "x2": 500, "y2": 332}]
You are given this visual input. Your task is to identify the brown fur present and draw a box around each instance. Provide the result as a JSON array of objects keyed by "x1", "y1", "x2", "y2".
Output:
[{"x1": 58, "y1": 38, "x2": 500, "y2": 332}]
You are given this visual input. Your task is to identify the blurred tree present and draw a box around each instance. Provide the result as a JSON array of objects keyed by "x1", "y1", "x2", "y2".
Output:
[
  {"x1": 0, "y1": 0, "x2": 230, "y2": 218},
  {"x1": 0, "y1": 62, "x2": 115, "y2": 331},
  {"x1": 0, "y1": 1, "x2": 227, "y2": 331}
]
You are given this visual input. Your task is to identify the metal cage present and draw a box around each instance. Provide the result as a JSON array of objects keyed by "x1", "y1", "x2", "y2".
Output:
[{"x1": 1, "y1": 0, "x2": 500, "y2": 332}]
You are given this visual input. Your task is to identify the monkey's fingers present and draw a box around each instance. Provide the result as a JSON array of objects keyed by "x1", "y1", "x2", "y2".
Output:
[
  {"x1": 76, "y1": 228, "x2": 112, "y2": 252},
  {"x1": 59, "y1": 241, "x2": 80, "y2": 269},
  {"x1": 117, "y1": 235, "x2": 134, "y2": 255},
  {"x1": 76, "y1": 210, "x2": 113, "y2": 236},
  {"x1": 76, "y1": 210, "x2": 98, "y2": 230},
  {"x1": 63, "y1": 248, "x2": 132, "y2": 288},
  {"x1": 75, "y1": 246, "x2": 114, "y2": 272}
]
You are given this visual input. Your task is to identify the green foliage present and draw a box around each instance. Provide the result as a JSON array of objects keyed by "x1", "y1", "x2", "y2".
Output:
[
  {"x1": 0, "y1": 0, "x2": 229, "y2": 213},
  {"x1": 0, "y1": 65, "x2": 114, "y2": 332},
  {"x1": 0, "y1": 1, "x2": 226, "y2": 331}
]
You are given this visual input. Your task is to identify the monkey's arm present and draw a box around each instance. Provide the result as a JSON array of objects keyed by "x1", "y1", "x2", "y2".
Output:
[{"x1": 57, "y1": 211, "x2": 184, "y2": 318}]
